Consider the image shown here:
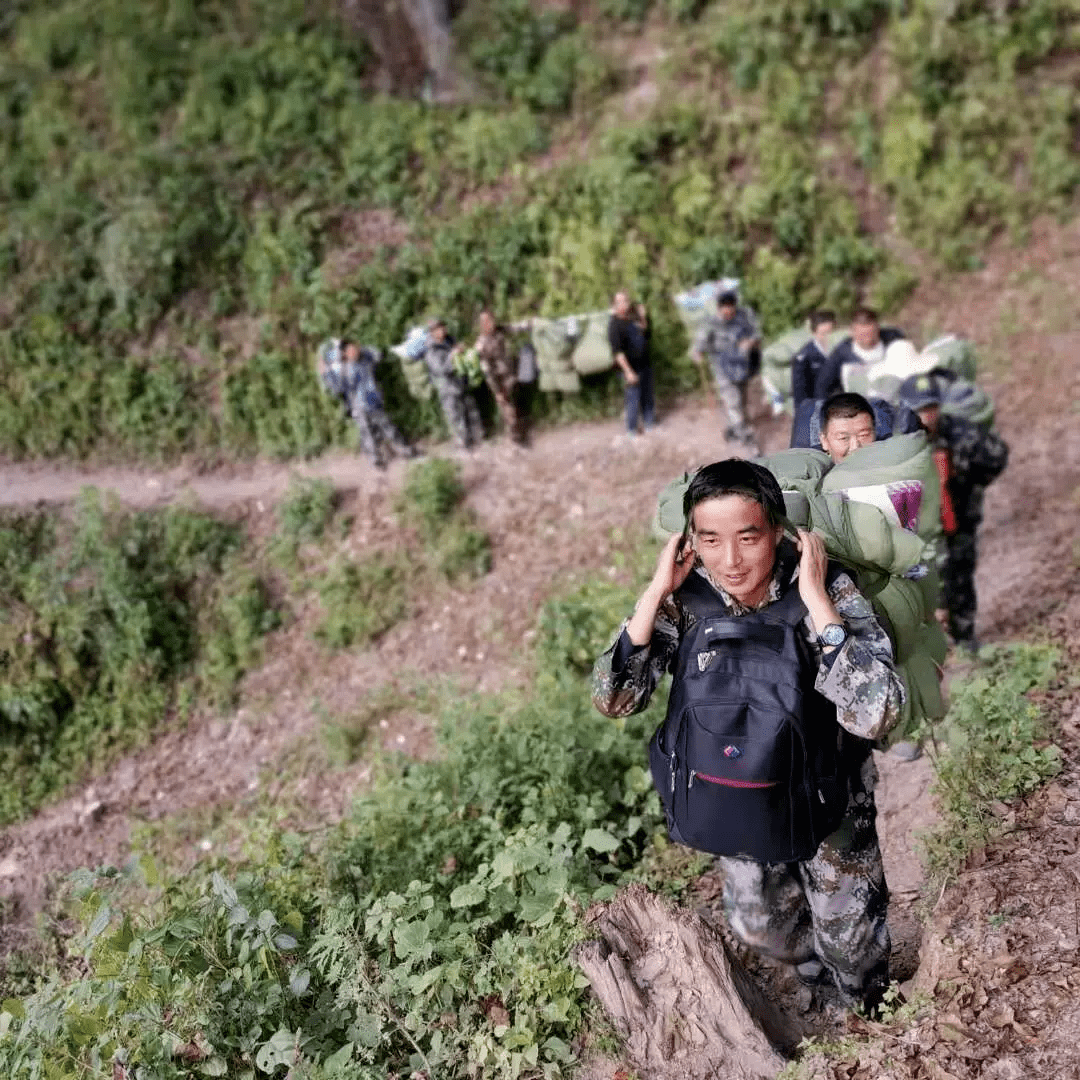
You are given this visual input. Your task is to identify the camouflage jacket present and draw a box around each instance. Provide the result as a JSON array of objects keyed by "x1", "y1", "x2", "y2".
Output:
[
  {"x1": 591, "y1": 552, "x2": 904, "y2": 743},
  {"x1": 693, "y1": 307, "x2": 761, "y2": 363},
  {"x1": 935, "y1": 415, "x2": 1008, "y2": 529},
  {"x1": 475, "y1": 328, "x2": 517, "y2": 396}
]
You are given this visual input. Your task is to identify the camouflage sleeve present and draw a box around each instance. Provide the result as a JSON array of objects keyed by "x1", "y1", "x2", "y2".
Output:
[
  {"x1": 591, "y1": 598, "x2": 682, "y2": 718},
  {"x1": 692, "y1": 320, "x2": 713, "y2": 356},
  {"x1": 814, "y1": 572, "x2": 905, "y2": 741}
]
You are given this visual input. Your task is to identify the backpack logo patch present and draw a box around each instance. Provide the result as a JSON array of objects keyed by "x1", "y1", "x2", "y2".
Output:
[{"x1": 723, "y1": 745, "x2": 742, "y2": 759}]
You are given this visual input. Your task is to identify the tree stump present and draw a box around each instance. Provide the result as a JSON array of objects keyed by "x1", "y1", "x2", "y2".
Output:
[{"x1": 576, "y1": 884, "x2": 799, "y2": 1079}]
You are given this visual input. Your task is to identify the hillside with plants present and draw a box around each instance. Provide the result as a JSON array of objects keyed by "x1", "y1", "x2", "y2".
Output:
[
  {"x1": 3, "y1": 2, "x2": 1080, "y2": 1079},
  {"x1": 2, "y1": 0, "x2": 1079, "y2": 459}
]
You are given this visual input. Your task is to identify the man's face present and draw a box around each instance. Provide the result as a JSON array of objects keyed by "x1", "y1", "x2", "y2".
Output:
[
  {"x1": 718, "y1": 302, "x2": 737, "y2": 323},
  {"x1": 478, "y1": 311, "x2": 495, "y2": 336},
  {"x1": 691, "y1": 494, "x2": 783, "y2": 608},
  {"x1": 851, "y1": 319, "x2": 880, "y2": 350},
  {"x1": 813, "y1": 320, "x2": 835, "y2": 344},
  {"x1": 430, "y1": 323, "x2": 446, "y2": 342},
  {"x1": 343, "y1": 342, "x2": 359, "y2": 362},
  {"x1": 820, "y1": 412, "x2": 875, "y2": 463},
  {"x1": 613, "y1": 292, "x2": 631, "y2": 318},
  {"x1": 916, "y1": 404, "x2": 941, "y2": 435}
]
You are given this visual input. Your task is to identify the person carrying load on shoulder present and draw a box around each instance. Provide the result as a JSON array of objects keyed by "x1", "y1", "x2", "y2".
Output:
[
  {"x1": 898, "y1": 373, "x2": 1009, "y2": 654},
  {"x1": 608, "y1": 289, "x2": 654, "y2": 440},
  {"x1": 791, "y1": 310, "x2": 836, "y2": 412},
  {"x1": 815, "y1": 308, "x2": 906, "y2": 401},
  {"x1": 318, "y1": 339, "x2": 418, "y2": 470},
  {"x1": 814, "y1": 392, "x2": 922, "y2": 463},
  {"x1": 472, "y1": 309, "x2": 532, "y2": 446},
  {"x1": 692, "y1": 290, "x2": 763, "y2": 454},
  {"x1": 592, "y1": 459, "x2": 904, "y2": 1015},
  {"x1": 423, "y1": 317, "x2": 484, "y2": 450}
]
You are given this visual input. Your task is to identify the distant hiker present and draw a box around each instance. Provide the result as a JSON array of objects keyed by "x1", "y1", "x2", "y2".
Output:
[
  {"x1": 692, "y1": 290, "x2": 762, "y2": 454},
  {"x1": 791, "y1": 310, "x2": 836, "y2": 412},
  {"x1": 424, "y1": 318, "x2": 483, "y2": 450},
  {"x1": 474, "y1": 310, "x2": 531, "y2": 446},
  {"x1": 319, "y1": 339, "x2": 417, "y2": 469},
  {"x1": 608, "y1": 290, "x2": 654, "y2": 439},
  {"x1": 814, "y1": 308, "x2": 906, "y2": 401},
  {"x1": 899, "y1": 373, "x2": 1009, "y2": 652},
  {"x1": 592, "y1": 459, "x2": 903, "y2": 1014}
]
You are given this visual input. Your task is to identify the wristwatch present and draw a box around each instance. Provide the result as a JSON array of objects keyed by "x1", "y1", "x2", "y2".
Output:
[{"x1": 818, "y1": 623, "x2": 848, "y2": 648}]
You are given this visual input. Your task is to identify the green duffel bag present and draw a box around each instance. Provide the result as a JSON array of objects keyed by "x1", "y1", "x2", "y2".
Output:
[{"x1": 761, "y1": 325, "x2": 848, "y2": 413}]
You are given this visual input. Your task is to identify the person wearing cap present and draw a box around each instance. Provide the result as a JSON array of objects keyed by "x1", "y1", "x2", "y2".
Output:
[
  {"x1": 592, "y1": 459, "x2": 904, "y2": 1014},
  {"x1": 899, "y1": 372, "x2": 1009, "y2": 652},
  {"x1": 814, "y1": 308, "x2": 906, "y2": 401},
  {"x1": 423, "y1": 318, "x2": 483, "y2": 450},
  {"x1": 692, "y1": 291, "x2": 763, "y2": 454},
  {"x1": 318, "y1": 339, "x2": 418, "y2": 469}
]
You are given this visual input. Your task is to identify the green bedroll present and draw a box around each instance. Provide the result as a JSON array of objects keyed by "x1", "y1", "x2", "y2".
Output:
[
  {"x1": 653, "y1": 439, "x2": 947, "y2": 740},
  {"x1": 760, "y1": 325, "x2": 848, "y2": 414}
]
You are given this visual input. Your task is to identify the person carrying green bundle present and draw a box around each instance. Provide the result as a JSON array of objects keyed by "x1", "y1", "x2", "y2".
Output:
[{"x1": 593, "y1": 459, "x2": 904, "y2": 1015}]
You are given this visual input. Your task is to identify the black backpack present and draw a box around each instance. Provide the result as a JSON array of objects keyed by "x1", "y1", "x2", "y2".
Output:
[{"x1": 648, "y1": 561, "x2": 852, "y2": 863}]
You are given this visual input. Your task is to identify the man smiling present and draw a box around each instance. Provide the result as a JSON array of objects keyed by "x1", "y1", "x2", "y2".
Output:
[{"x1": 592, "y1": 459, "x2": 904, "y2": 1014}]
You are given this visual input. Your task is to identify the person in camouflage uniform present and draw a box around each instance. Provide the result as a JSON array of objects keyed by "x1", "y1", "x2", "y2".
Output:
[
  {"x1": 899, "y1": 373, "x2": 1009, "y2": 651},
  {"x1": 473, "y1": 309, "x2": 530, "y2": 445},
  {"x1": 319, "y1": 340, "x2": 417, "y2": 469},
  {"x1": 692, "y1": 291, "x2": 762, "y2": 454},
  {"x1": 423, "y1": 318, "x2": 483, "y2": 450},
  {"x1": 592, "y1": 460, "x2": 904, "y2": 1012}
]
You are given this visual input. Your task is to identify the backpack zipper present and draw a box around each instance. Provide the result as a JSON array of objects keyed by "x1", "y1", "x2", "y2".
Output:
[{"x1": 670, "y1": 750, "x2": 677, "y2": 792}]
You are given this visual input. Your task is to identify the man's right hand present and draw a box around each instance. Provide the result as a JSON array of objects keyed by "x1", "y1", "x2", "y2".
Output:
[
  {"x1": 627, "y1": 532, "x2": 695, "y2": 645},
  {"x1": 624, "y1": 369, "x2": 640, "y2": 386}
]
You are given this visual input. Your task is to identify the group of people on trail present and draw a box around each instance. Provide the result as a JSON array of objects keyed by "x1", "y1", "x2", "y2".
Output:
[{"x1": 318, "y1": 310, "x2": 534, "y2": 468}]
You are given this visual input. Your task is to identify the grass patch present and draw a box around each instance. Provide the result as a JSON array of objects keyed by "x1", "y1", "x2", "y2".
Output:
[{"x1": 920, "y1": 642, "x2": 1062, "y2": 885}]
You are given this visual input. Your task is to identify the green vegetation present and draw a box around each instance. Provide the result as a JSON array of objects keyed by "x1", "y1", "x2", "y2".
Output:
[
  {"x1": 2, "y1": 1, "x2": 1078, "y2": 463},
  {"x1": 313, "y1": 556, "x2": 409, "y2": 649},
  {"x1": 920, "y1": 643, "x2": 1063, "y2": 884},
  {"x1": 0, "y1": 572, "x2": 665, "y2": 1079},
  {"x1": 0, "y1": 492, "x2": 278, "y2": 824},
  {"x1": 396, "y1": 458, "x2": 493, "y2": 582}
]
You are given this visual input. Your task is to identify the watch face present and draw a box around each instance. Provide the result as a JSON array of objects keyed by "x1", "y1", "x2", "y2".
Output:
[{"x1": 820, "y1": 623, "x2": 847, "y2": 647}]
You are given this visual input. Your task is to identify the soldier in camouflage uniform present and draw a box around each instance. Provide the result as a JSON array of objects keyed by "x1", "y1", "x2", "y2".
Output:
[
  {"x1": 592, "y1": 460, "x2": 904, "y2": 1011},
  {"x1": 899, "y1": 373, "x2": 1009, "y2": 651},
  {"x1": 473, "y1": 310, "x2": 530, "y2": 445},
  {"x1": 423, "y1": 318, "x2": 483, "y2": 450},
  {"x1": 319, "y1": 340, "x2": 417, "y2": 469},
  {"x1": 692, "y1": 291, "x2": 763, "y2": 454}
]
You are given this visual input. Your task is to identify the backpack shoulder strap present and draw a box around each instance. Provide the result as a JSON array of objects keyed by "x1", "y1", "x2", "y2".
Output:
[{"x1": 672, "y1": 569, "x2": 730, "y2": 623}]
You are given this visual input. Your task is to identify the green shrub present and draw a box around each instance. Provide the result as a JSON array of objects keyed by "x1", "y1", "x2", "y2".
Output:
[
  {"x1": 313, "y1": 556, "x2": 408, "y2": 649},
  {"x1": 0, "y1": 493, "x2": 281, "y2": 824},
  {"x1": 921, "y1": 643, "x2": 1063, "y2": 884},
  {"x1": 434, "y1": 521, "x2": 493, "y2": 582},
  {"x1": 276, "y1": 476, "x2": 338, "y2": 548},
  {"x1": 396, "y1": 456, "x2": 468, "y2": 530}
]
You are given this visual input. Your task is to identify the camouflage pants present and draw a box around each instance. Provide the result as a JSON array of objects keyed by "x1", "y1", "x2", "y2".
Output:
[
  {"x1": 433, "y1": 373, "x2": 483, "y2": 449},
  {"x1": 717, "y1": 755, "x2": 890, "y2": 1008},
  {"x1": 711, "y1": 367, "x2": 759, "y2": 451},
  {"x1": 353, "y1": 406, "x2": 412, "y2": 467},
  {"x1": 488, "y1": 373, "x2": 527, "y2": 444},
  {"x1": 942, "y1": 529, "x2": 978, "y2": 645}
]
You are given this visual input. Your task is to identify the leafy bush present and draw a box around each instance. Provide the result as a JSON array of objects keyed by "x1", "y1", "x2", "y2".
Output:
[
  {"x1": 276, "y1": 476, "x2": 338, "y2": 548},
  {"x1": 921, "y1": 643, "x2": 1063, "y2": 883},
  {"x1": 395, "y1": 457, "x2": 467, "y2": 531},
  {"x1": 313, "y1": 556, "x2": 408, "y2": 649},
  {"x1": 0, "y1": 492, "x2": 280, "y2": 824},
  {"x1": 434, "y1": 521, "x2": 493, "y2": 582}
]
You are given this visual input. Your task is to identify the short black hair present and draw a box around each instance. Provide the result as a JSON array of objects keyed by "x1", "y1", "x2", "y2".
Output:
[
  {"x1": 822, "y1": 392, "x2": 875, "y2": 429},
  {"x1": 683, "y1": 459, "x2": 785, "y2": 530},
  {"x1": 340, "y1": 338, "x2": 356, "y2": 351},
  {"x1": 809, "y1": 310, "x2": 835, "y2": 330},
  {"x1": 851, "y1": 306, "x2": 879, "y2": 325},
  {"x1": 717, "y1": 290, "x2": 739, "y2": 308}
]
